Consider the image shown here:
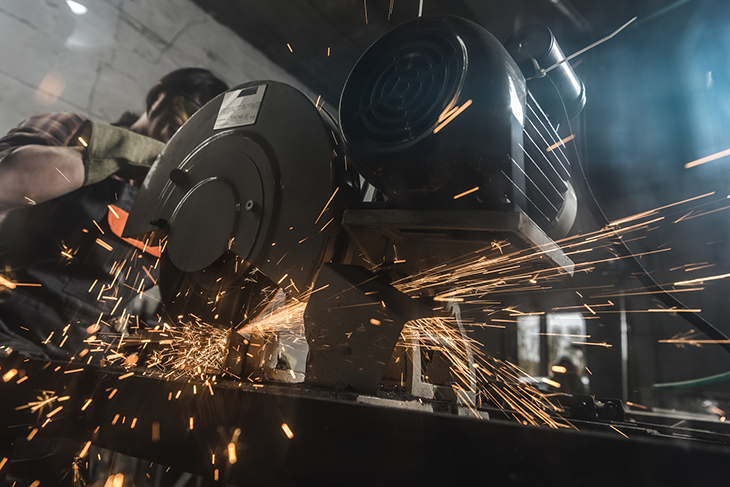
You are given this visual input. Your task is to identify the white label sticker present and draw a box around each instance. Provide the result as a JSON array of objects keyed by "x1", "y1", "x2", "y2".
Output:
[{"x1": 214, "y1": 84, "x2": 267, "y2": 130}]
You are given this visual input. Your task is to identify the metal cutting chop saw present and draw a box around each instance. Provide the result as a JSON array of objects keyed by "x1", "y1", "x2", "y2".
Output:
[
  {"x1": 124, "y1": 15, "x2": 581, "y2": 395},
  {"x1": 5, "y1": 16, "x2": 730, "y2": 487}
]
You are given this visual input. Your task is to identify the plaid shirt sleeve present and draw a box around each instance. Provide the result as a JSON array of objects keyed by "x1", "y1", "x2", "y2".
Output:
[{"x1": 0, "y1": 112, "x2": 88, "y2": 163}]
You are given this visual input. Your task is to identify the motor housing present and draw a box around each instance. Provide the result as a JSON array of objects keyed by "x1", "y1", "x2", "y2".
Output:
[{"x1": 340, "y1": 16, "x2": 577, "y2": 238}]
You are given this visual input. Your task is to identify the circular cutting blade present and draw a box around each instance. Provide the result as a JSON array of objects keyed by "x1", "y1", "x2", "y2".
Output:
[
  {"x1": 125, "y1": 81, "x2": 358, "y2": 327},
  {"x1": 159, "y1": 251, "x2": 278, "y2": 327}
]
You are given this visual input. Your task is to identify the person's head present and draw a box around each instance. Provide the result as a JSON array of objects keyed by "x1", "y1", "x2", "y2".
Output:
[{"x1": 132, "y1": 68, "x2": 229, "y2": 142}]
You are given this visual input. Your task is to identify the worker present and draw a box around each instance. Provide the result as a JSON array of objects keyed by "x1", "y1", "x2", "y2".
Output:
[{"x1": 0, "y1": 68, "x2": 229, "y2": 363}]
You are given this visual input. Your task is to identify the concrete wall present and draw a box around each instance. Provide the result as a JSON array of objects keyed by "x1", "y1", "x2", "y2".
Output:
[{"x1": 0, "y1": 0, "x2": 311, "y2": 134}]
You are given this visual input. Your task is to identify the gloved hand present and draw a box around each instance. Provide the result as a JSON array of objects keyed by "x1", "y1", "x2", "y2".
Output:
[{"x1": 74, "y1": 121, "x2": 165, "y2": 186}]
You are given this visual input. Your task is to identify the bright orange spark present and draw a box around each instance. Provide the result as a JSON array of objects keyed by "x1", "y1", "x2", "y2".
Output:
[
  {"x1": 228, "y1": 442, "x2": 237, "y2": 464},
  {"x1": 658, "y1": 338, "x2": 730, "y2": 344},
  {"x1": 437, "y1": 104, "x2": 460, "y2": 123},
  {"x1": 0, "y1": 275, "x2": 16, "y2": 290},
  {"x1": 92, "y1": 219, "x2": 104, "y2": 234},
  {"x1": 610, "y1": 425, "x2": 629, "y2": 438},
  {"x1": 95, "y1": 238, "x2": 113, "y2": 251},
  {"x1": 453, "y1": 186, "x2": 480, "y2": 200},
  {"x1": 433, "y1": 295, "x2": 465, "y2": 302},
  {"x1": 2, "y1": 369, "x2": 18, "y2": 382},
  {"x1": 546, "y1": 134, "x2": 575, "y2": 152},
  {"x1": 78, "y1": 440, "x2": 92, "y2": 458},
  {"x1": 609, "y1": 192, "x2": 714, "y2": 227},
  {"x1": 315, "y1": 187, "x2": 339, "y2": 224},
  {"x1": 282, "y1": 423, "x2": 294, "y2": 439},
  {"x1": 433, "y1": 99, "x2": 473, "y2": 133},
  {"x1": 685, "y1": 147, "x2": 730, "y2": 169},
  {"x1": 572, "y1": 341, "x2": 612, "y2": 348},
  {"x1": 674, "y1": 272, "x2": 730, "y2": 286}
]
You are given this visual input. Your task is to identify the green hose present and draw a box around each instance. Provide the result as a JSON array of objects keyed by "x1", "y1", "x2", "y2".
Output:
[{"x1": 653, "y1": 370, "x2": 730, "y2": 389}]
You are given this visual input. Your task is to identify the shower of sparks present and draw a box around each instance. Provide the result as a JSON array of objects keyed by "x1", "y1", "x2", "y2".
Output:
[
  {"x1": 610, "y1": 192, "x2": 714, "y2": 227},
  {"x1": 386, "y1": 190, "x2": 728, "y2": 305},
  {"x1": 399, "y1": 316, "x2": 571, "y2": 427},
  {"x1": 9, "y1": 176, "x2": 730, "y2": 485},
  {"x1": 147, "y1": 320, "x2": 230, "y2": 376},
  {"x1": 240, "y1": 295, "x2": 308, "y2": 342}
]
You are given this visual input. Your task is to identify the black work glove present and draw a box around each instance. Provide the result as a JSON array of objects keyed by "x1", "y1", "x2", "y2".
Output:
[{"x1": 74, "y1": 121, "x2": 165, "y2": 186}]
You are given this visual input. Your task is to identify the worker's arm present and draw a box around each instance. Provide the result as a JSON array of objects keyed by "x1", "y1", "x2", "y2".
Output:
[
  {"x1": 0, "y1": 119, "x2": 164, "y2": 210},
  {"x1": 0, "y1": 145, "x2": 85, "y2": 208}
]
